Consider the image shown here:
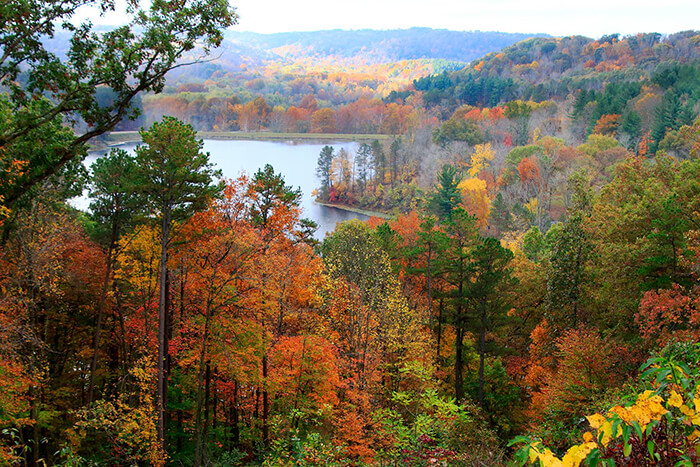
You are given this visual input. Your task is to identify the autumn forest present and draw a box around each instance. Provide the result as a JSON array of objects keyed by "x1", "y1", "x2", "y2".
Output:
[{"x1": 1, "y1": 1, "x2": 700, "y2": 466}]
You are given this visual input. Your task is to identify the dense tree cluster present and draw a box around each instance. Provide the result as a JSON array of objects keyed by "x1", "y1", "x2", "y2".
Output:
[{"x1": 2, "y1": 5, "x2": 700, "y2": 464}]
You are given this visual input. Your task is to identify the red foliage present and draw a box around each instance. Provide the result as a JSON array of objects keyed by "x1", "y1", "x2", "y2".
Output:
[{"x1": 636, "y1": 284, "x2": 700, "y2": 347}]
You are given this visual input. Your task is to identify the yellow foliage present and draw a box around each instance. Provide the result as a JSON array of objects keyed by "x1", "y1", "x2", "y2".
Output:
[
  {"x1": 668, "y1": 390, "x2": 683, "y2": 408},
  {"x1": 586, "y1": 413, "x2": 606, "y2": 430},
  {"x1": 524, "y1": 197, "x2": 538, "y2": 215},
  {"x1": 607, "y1": 390, "x2": 667, "y2": 433},
  {"x1": 458, "y1": 177, "x2": 487, "y2": 193},
  {"x1": 468, "y1": 143, "x2": 494, "y2": 177},
  {"x1": 457, "y1": 177, "x2": 491, "y2": 227},
  {"x1": 561, "y1": 442, "x2": 596, "y2": 467},
  {"x1": 523, "y1": 384, "x2": 700, "y2": 466}
]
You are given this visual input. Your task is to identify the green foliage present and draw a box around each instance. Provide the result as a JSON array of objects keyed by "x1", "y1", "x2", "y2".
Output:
[
  {"x1": 511, "y1": 341, "x2": 700, "y2": 467},
  {"x1": 87, "y1": 148, "x2": 142, "y2": 244},
  {"x1": 374, "y1": 381, "x2": 502, "y2": 466},
  {"x1": 263, "y1": 431, "x2": 348, "y2": 466},
  {"x1": 0, "y1": 0, "x2": 236, "y2": 205},
  {"x1": 506, "y1": 145, "x2": 542, "y2": 166},
  {"x1": 577, "y1": 134, "x2": 621, "y2": 158},
  {"x1": 135, "y1": 116, "x2": 222, "y2": 222},
  {"x1": 0, "y1": 95, "x2": 88, "y2": 206},
  {"x1": 249, "y1": 164, "x2": 302, "y2": 229},
  {"x1": 546, "y1": 191, "x2": 592, "y2": 329},
  {"x1": 316, "y1": 145, "x2": 334, "y2": 199},
  {"x1": 522, "y1": 226, "x2": 546, "y2": 262},
  {"x1": 432, "y1": 118, "x2": 486, "y2": 147},
  {"x1": 429, "y1": 165, "x2": 463, "y2": 220}
]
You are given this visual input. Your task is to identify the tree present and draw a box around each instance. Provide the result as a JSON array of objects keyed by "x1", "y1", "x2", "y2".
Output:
[
  {"x1": 86, "y1": 148, "x2": 142, "y2": 403},
  {"x1": 504, "y1": 100, "x2": 533, "y2": 146},
  {"x1": 310, "y1": 108, "x2": 337, "y2": 133},
  {"x1": 434, "y1": 209, "x2": 479, "y2": 402},
  {"x1": 135, "y1": 117, "x2": 221, "y2": 451},
  {"x1": 432, "y1": 118, "x2": 486, "y2": 147},
  {"x1": 406, "y1": 216, "x2": 449, "y2": 352},
  {"x1": 316, "y1": 145, "x2": 334, "y2": 200},
  {"x1": 464, "y1": 237, "x2": 514, "y2": 407},
  {"x1": 458, "y1": 177, "x2": 491, "y2": 228},
  {"x1": 371, "y1": 140, "x2": 386, "y2": 186},
  {"x1": 355, "y1": 143, "x2": 372, "y2": 191},
  {"x1": 389, "y1": 138, "x2": 401, "y2": 186},
  {"x1": 246, "y1": 164, "x2": 308, "y2": 449},
  {"x1": 546, "y1": 173, "x2": 592, "y2": 331},
  {"x1": 430, "y1": 165, "x2": 463, "y2": 220},
  {"x1": 249, "y1": 164, "x2": 302, "y2": 231},
  {"x1": 0, "y1": 0, "x2": 236, "y2": 209}
]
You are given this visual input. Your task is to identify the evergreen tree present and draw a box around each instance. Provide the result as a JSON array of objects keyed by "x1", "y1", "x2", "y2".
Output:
[
  {"x1": 429, "y1": 165, "x2": 463, "y2": 220},
  {"x1": 135, "y1": 117, "x2": 221, "y2": 451},
  {"x1": 371, "y1": 140, "x2": 386, "y2": 185},
  {"x1": 316, "y1": 145, "x2": 334, "y2": 199},
  {"x1": 86, "y1": 148, "x2": 142, "y2": 403},
  {"x1": 355, "y1": 143, "x2": 372, "y2": 191},
  {"x1": 464, "y1": 236, "x2": 514, "y2": 407}
]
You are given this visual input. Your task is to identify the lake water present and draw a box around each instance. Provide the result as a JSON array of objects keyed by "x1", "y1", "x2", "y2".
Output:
[{"x1": 79, "y1": 139, "x2": 368, "y2": 239}]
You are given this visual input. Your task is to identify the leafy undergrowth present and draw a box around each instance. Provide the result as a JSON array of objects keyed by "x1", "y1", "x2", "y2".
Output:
[{"x1": 511, "y1": 341, "x2": 700, "y2": 466}]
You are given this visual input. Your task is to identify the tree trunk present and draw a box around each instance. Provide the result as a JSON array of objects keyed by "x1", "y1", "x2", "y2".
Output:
[
  {"x1": 427, "y1": 247, "x2": 433, "y2": 337},
  {"x1": 262, "y1": 353, "x2": 269, "y2": 448},
  {"x1": 478, "y1": 307, "x2": 487, "y2": 407},
  {"x1": 231, "y1": 381, "x2": 240, "y2": 449},
  {"x1": 454, "y1": 304, "x2": 464, "y2": 403},
  {"x1": 195, "y1": 296, "x2": 214, "y2": 467},
  {"x1": 157, "y1": 203, "x2": 172, "y2": 452},
  {"x1": 436, "y1": 298, "x2": 443, "y2": 362},
  {"x1": 87, "y1": 218, "x2": 118, "y2": 404}
]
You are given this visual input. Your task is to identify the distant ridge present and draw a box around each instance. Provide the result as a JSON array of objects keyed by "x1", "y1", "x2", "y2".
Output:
[{"x1": 222, "y1": 28, "x2": 549, "y2": 64}]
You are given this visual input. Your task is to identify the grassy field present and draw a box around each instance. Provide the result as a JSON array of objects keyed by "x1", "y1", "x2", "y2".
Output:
[
  {"x1": 315, "y1": 201, "x2": 393, "y2": 219},
  {"x1": 98, "y1": 131, "x2": 393, "y2": 147}
]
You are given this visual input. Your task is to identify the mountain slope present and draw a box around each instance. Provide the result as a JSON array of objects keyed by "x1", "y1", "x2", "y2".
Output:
[{"x1": 222, "y1": 28, "x2": 547, "y2": 64}]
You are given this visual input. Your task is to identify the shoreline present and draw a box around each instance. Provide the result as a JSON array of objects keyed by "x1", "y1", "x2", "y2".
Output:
[
  {"x1": 96, "y1": 131, "x2": 392, "y2": 149},
  {"x1": 314, "y1": 201, "x2": 393, "y2": 219}
]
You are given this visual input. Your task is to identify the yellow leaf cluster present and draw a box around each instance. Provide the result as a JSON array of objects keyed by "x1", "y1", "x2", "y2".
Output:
[
  {"x1": 525, "y1": 439, "x2": 596, "y2": 467},
  {"x1": 524, "y1": 197, "x2": 538, "y2": 215},
  {"x1": 607, "y1": 390, "x2": 667, "y2": 435},
  {"x1": 523, "y1": 386, "x2": 700, "y2": 467},
  {"x1": 468, "y1": 143, "x2": 494, "y2": 177}
]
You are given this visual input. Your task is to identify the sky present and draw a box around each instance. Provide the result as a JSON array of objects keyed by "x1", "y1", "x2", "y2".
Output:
[{"x1": 78, "y1": 0, "x2": 700, "y2": 39}]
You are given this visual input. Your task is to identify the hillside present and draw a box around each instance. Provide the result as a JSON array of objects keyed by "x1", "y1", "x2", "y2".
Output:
[
  {"x1": 223, "y1": 28, "x2": 545, "y2": 64},
  {"x1": 135, "y1": 29, "x2": 547, "y2": 131},
  {"x1": 410, "y1": 31, "x2": 700, "y2": 111},
  {"x1": 4, "y1": 1, "x2": 700, "y2": 463}
]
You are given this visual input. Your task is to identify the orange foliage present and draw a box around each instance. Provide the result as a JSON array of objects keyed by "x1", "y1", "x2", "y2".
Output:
[
  {"x1": 517, "y1": 157, "x2": 541, "y2": 184},
  {"x1": 592, "y1": 114, "x2": 621, "y2": 136}
]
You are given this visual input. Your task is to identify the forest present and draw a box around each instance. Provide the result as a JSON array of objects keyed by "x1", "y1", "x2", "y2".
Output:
[{"x1": 1, "y1": 0, "x2": 700, "y2": 466}]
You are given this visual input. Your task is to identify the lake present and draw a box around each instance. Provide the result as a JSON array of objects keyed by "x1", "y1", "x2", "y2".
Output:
[{"x1": 79, "y1": 139, "x2": 369, "y2": 239}]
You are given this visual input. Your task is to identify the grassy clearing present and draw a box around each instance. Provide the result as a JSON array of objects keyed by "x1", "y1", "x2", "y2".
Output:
[
  {"x1": 314, "y1": 201, "x2": 393, "y2": 219},
  {"x1": 99, "y1": 131, "x2": 392, "y2": 147}
]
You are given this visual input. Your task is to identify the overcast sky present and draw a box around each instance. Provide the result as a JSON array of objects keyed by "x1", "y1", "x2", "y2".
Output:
[{"x1": 79, "y1": 0, "x2": 699, "y2": 39}]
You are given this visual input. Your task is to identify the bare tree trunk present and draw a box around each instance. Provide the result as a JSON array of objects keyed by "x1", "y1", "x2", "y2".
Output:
[
  {"x1": 157, "y1": 204, "x2": 172, "y2": 453},
  {"x1": 454, "y1": 304, "x2": 464, "y2": 403},
  {"x1": 436, "y1": 298, "x2": 443, "y2": 362},
  {"x1": 262, "y1": 353, "x2": 269, "y2": 448},
  {"x1": 478, "y1": 307, "x2": 487, "y2": 407},
  {"x1": 195, "y1": 296, "x2": 214, "y2": 467},
  {"x1": 230, "y1": 381, "x2": 240, "y2": 450},
  {"x1": 87, "y1": 219, "x2": 118, "y2": 404}
]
